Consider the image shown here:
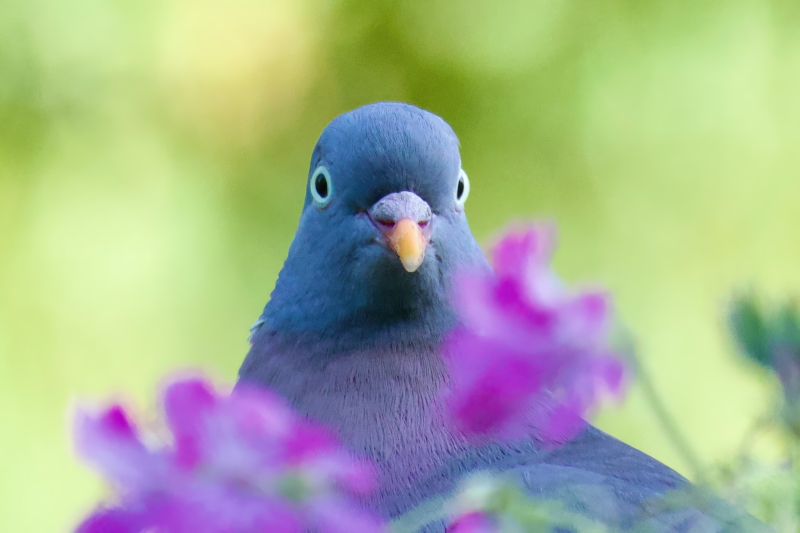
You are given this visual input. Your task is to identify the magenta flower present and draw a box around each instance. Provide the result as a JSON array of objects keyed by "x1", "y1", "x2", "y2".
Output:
[
  {"x1": 73, "y1": 377, "x2": 383, "y2": 533},
  {"x1": 446, "y1": 511, "x2": 498, "y2": 533},
  {"x1": 445, "y1": 223, "x2": 627, "y2": 444}
]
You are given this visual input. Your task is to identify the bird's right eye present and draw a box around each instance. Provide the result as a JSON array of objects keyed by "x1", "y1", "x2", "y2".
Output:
[
  {"x1": 454, "y1": 168, "x2": 470, "y2": 209},
  {"x1": 310, "y1": 166, "x2": 333, "y2": 208}
]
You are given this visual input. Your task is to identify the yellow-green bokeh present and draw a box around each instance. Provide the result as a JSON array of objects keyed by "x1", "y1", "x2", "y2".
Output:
[{"x1": 1, "y1": 0, "x2": 799, "y2": 530}]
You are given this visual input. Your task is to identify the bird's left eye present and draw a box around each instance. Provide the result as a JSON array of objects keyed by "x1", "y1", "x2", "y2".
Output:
[
  {"x1": 310, "y1": 166, "x2": 333, "y2": 208},
  {"x1": 455, "y1": 169, "x2": 470, "y2": 209}
]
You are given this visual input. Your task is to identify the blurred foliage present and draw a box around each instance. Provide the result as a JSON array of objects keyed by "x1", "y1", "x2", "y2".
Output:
[
  {"x1": 730, "y1": 295, "x2": 800, "y2": 435},
  {"x1": 2, "y1": 0, "x2": 800, "y2": 531},
  {"x1": 729, "y1": 296, "x2": 774, "y2": 368},
  {"x1": 715, "y1": 450, "x2": 800, "y2": 532}
]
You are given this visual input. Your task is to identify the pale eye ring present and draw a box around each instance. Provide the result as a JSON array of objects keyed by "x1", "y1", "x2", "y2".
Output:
[
  {"x1": 455, "y1": 168, "x2": 470, "y2": 209},
  {"x1": 310, "y1": 166, "x2": 333, "y2": 208}
]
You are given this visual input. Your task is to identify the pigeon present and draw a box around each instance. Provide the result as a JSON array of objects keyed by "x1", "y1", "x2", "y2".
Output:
[{"x1": 239, "y1": 102, "x2": 762, "y2": 531}]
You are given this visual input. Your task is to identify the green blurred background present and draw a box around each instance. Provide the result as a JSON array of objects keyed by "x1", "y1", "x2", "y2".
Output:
[{"x1": 1, "y1": 0, "x2": 799, "y2": 530}]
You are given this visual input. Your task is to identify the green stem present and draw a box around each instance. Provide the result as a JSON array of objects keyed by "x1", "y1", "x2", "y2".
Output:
[
  {"x1": 628, "y1": 348, "x2": 708, "y2": 485},
  {"x1": 734, "y1": 414, "x2": 772, "y2": 466}
]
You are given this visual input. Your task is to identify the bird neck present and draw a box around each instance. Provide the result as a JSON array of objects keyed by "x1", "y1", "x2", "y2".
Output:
[
  {"x1": 240, "y1": 326, "x2": 470, "y2": 506},
  {"x1": 257, "y1": 266, "x2": 459, "y2": 351}
]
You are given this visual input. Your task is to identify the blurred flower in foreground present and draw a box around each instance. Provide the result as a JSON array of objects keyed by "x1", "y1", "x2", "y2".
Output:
[
  {"x1": 730, "y1": 294, "x2": 800, "y2": 435},
  {"x1": 73, "y1": 377, "x2": 383, "y2": 533},
  {"x1": 445, "y1": 474, "x2": 501, "y2": 533},
  {"x1": 446, "y1": 511, "x2": 497, "y2": 533},
  {"x1": 444, "y1": 223, "x2": 627, "y2": 443}
]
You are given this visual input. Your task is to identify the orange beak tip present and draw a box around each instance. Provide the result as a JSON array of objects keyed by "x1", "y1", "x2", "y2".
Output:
[{"x1": 388, "y1": 218, "x2": 427, "y2": 273}]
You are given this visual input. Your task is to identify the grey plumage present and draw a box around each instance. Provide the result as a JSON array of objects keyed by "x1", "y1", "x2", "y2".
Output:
[{"x1": 239, "y1": 103, "x2": 762, "y2": 531}]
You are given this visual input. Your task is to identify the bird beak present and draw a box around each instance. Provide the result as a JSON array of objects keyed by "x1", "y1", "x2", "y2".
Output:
[
  {"x1": 387, "y1": 219, "x2": 427, "y2": 273},
  {"x1": 369, "y1": 191, "x2": 432, "y2": 273}
]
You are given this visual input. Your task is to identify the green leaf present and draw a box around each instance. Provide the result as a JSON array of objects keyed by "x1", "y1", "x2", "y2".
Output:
[
  {"x1": 728, "y1": 295, "x2": 772, "y2": 368},
  {"x1": 774, "y1": 301, "x2": 800, "y2": 360}
]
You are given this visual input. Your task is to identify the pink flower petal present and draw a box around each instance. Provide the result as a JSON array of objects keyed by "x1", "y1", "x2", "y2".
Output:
[
  {"x1": 283, "y1": 420, "x2": 338, "y2": 464},
  {"x1": 74, "y1": 377, "x2": 384, "y2": 533},
  {"x1": 447, "y1": 335, "x2": 544, "y2": 437},
  {"x1": 447, "y1": 511, "x2": 498, "y2": 533},
  {"x1": 163, "y1": 378, "x2": 216, "y2": 469},
  {"x1": 491, "y1": 224, "x2": 555, "y2": 280},
  {"x1": 73, "y1": 405, "x2": 162, "y2": 489},
  {"x1": 444, "y1": 223, "x2": 629, "y2": 444},
  {"x1": 75, "y1": 507, "x2": 143, "y2": 533}
]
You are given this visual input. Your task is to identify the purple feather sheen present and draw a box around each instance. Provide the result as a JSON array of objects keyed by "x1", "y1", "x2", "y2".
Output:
[
  {"x1": 444, "y1": 224, "x2": 627, "y2": 444},
  {"x1": 240, "y1": 336, "x2": 475, "y2": 519},
  {"x1": 73, "y1": 376, "x2": 382, "y2": 533}
]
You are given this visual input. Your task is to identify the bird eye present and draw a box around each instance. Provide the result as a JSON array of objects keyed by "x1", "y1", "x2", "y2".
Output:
[
  {"x1": 310, "y1": 166, "x2": 333, "y2": 208},
  {"x1": 455, "y1": 169, "x2": 470, "y2": 209}
]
